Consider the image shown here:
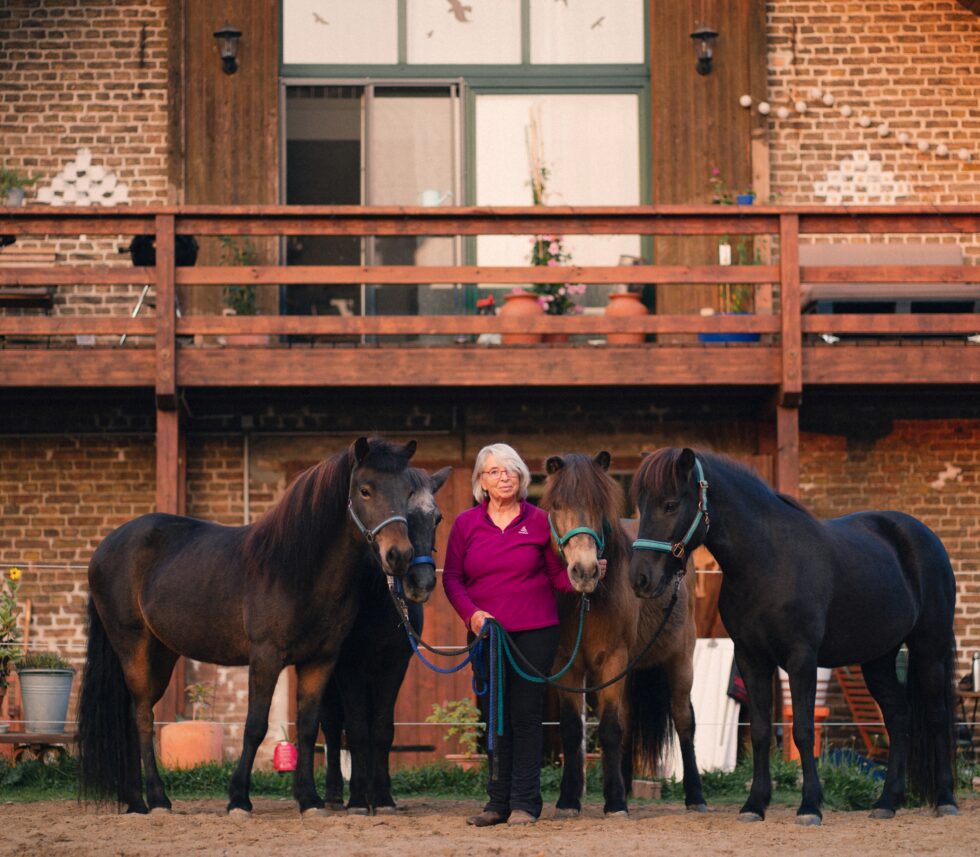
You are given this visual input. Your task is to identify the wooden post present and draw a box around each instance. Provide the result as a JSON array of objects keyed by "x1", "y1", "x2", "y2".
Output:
[
  {"x1": 155, "y1": 214, "x2": 177, "y2": 411},
  {"x1": 775, "y1": 404, "x2": 800, "y2": 499},
  {"x1": 779, "y1": 213, "x2": 802, "y2": 408}
]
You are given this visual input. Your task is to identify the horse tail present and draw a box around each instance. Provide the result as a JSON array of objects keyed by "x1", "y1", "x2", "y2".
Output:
[
  {"x1": 627, "y1": 666, "x2": 673, "y2": 787},
  {"x1": 77, "y1": 596, "x2": 139, "y2": 805},
  {"x1": 906, "y1": 639, "x2": 956, "y2": 805}
]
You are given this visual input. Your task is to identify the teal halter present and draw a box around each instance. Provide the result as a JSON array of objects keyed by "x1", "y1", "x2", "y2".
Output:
[
  {"x1": 548, "y1": 514, "x2": 607, "y2": 561},
  {"x1": 632, "y1": 458, "x2": 709, "y2": 559}
]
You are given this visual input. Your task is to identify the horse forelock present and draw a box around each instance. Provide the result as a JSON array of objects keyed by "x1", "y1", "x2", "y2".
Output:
[
  {"x1": 632, "y1": 448, "x2": 684, "y2": 505},
  {"x1": 544, "y1": 453, "x2": 624, "y2": 526},
  {"x1": 356, "y1": 437, "x2": 415, "y2": 475},
  {"x1": 406, "y1": 467, "x2": 437, "y2": 516}
]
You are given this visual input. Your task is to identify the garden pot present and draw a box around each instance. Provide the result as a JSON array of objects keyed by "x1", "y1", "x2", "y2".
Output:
[
  {"x1": 18, "y1": 669, "x2": 74, "y2": 732},
  {"x1": 159, "y1": 720, "x2": 223, "y2": 769},
  {"x1": 698, "y1": 312, "x2": 761, "y2": 343},
  {"x1": 499, "y1": 291, "x2": 543, "y2": 344},
  {"x1": 604, "y1": 291, "x2": 648, "y2": 344},
  {"x1": 5, "y1": 187, "x2": 26, "y2": 207},
  {"x1": 735, "y1": 194, "x2": 755, "y2": 205}
]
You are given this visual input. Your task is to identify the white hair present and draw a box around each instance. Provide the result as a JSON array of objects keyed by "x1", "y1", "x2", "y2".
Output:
[{"x1": 471, "y1": 443, "x2": 531, "y2": 503}]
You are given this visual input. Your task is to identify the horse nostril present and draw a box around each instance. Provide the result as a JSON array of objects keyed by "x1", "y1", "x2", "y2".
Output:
[{"x1": 636, "y1": 572, "x2": 649, "y2": 591}]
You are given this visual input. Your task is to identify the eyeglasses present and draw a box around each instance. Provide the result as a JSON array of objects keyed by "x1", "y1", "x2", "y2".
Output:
[{"x1": 482, "y1": 468, "x2": 517, "y2": 481}]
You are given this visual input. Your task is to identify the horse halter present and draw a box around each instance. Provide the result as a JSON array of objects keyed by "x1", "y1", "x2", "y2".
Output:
[
  {"x1": 347, "y1": 499, "x2": 408, "y2": 544},
  {"x1": 549, "y1": 514, "x2": 608, "y2": 561},
  {"x1": 632, "y1": 457, "x2": 709, "y2": 561}
]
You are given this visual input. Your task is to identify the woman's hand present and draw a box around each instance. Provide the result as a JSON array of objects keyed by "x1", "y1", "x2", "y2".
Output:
[
  {"x1": 598, "y1": 559, "x2": 607, "y2": 579},
  {"x1": 470, "y1": 610, "x2": 495, "y2": 636}
]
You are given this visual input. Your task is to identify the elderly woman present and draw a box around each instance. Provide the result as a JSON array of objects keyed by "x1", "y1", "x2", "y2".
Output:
[{"x1": 443, "y1": 442, "x2": 575, "y2": 827}]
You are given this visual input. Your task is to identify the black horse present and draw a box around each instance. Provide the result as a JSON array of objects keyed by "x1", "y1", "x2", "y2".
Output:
[
  {"x1": 629, "y1": 447, "x2": 958, "y2": 824},
  {"x1": 78, "y1": 437, "x2": 418, "y2": 816},
  {"x1": 320, "y1": 465, "x2": 451, "y2": 815}
]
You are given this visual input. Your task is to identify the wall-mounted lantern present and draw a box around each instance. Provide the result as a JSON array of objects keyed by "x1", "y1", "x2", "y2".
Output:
[
  {"x1": 213, "y1": 22, "x2": 242, "y2": 75},
  {"x1": 690, "y1": 25, "x2": 718, "y2": 76}
]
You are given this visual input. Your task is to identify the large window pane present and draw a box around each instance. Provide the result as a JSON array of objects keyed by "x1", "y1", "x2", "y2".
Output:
[
  {"x1": 475, "y1": 93, "x2": 641, "y2": 289},
  {"x1": 407, "y1": 0, "x2": 521, "y2": 64},
  {"x1": 530, "y1": 0, "x2": 644, "y2": 65},
  {"x1": 283, "y1": 0, "x2": 398, "y2": 65}
]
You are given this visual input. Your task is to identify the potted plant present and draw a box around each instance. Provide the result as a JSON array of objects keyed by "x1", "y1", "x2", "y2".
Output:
[
  {"x1": 219, "y1": 236, "x2": 267, "y2": 345},
  {"x1": 426, "y1": 697, "x2": 486, "y2": 771},
  {"x1": 0, "y1": 567, "x2": 23, "y2": 732},
  {"x1": 158, "y1": 680, "x2": 224, "y2": 769},
  {"x1": 15, "y1": 649, "x2": 75, "y2": 733},
  {"x1": 0, "y1": 167, "x2": 42, "y2": 207}
]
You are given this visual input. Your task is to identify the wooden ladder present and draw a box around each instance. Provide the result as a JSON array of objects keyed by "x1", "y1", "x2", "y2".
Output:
[{"x1": 833, "y1": 665, "x2": 889, "y2": 761}]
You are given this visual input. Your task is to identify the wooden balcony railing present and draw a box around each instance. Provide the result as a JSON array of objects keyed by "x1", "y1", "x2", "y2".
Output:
[{"x1": 0, "y1": 205, "x2": 978, "y2": 393}]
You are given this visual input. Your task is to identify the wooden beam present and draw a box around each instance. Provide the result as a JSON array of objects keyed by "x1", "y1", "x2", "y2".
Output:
[
  {"x1": 155, "y1": 406, "x2": 185, "y2": 514},
  {"x1": 0, "y1": 350, "x2": 155, "y2": 386},
  {"x1": 175, "y1": 346, "x2": 782, "y2": 387},
  {"x1": 775, "y1": 405, "x2": 800, "y2": 498},
  {"x1": 803, "y1": 315, "x2": 980, "y2": 334},
  {"x1": 803, "y1": 345, "x2": 980, "y2": 385},
  {"x1": 0, "y1": 267, "x2": 154, "y2": 286},
  {"x1": 779, "y1": 214, "x2": 802, "y2": 407},
  {"x1": 0, "y1": 318, "x2": 156, "y2": 336},
  {"x1": 801, "y1": 265, "x2": 980, "y2": 284},
  {"x1": 155, "y1": 215, "x2": 177, "y2": 410}
]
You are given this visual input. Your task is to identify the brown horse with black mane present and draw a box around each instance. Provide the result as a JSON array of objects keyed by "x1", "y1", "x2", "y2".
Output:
[
  {"x1": 78, "y1": 437, "x2": 418, "y2": 816},
  {"x1": 541, "y1": 451, "x2": 706, "y2": 816}
]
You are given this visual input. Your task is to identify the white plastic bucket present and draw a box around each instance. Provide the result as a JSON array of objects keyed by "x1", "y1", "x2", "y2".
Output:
[{"x1": 778, "y1": 667, "x2": 831, "y2": 708}]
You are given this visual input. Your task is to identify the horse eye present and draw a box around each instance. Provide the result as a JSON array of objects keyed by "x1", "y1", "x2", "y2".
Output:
[
  {"x1": 359, "y1": 487, "x2": 371, "y2": 498},
  {"x1": 664, "y1": 501, "x2": 678, "y2": 514}
]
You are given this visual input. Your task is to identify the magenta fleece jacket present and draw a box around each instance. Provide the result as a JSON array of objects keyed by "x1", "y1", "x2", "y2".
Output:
[{"x1": 442, "y1": 499, "x2": 574, "y2": 633}]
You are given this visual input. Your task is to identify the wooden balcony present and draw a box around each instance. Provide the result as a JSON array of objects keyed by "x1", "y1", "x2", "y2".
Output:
[{"x1": 1, "y1": 205, "x2": 978, "y2": 396}]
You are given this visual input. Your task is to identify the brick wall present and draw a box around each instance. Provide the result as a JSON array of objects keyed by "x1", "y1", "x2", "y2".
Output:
[
  {"x1": 767, "y1": 0, "x2": 980, "y2": 258},
  {"x1": 0, "y1": 0, "x2": 170, "y2": 316}
]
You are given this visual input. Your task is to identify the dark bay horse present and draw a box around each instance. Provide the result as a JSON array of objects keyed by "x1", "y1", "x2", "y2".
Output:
[
  {"x1": 78, "y1": 437, "x2": 418, "y2": 816},
  {"x1": 320, "y1": 465, "x2": 451, "y2": 815},
  {"x1": 542, "y1": 452, "x2": 706, "y2": 816},
  {"x1": 629, "y1": 447, "x2": 958, "y2": 824}
]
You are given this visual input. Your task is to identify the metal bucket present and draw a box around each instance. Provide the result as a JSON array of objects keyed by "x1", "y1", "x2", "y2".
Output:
[{"x1": 18, "y1": 669, "x2": 74, "y2": 732}]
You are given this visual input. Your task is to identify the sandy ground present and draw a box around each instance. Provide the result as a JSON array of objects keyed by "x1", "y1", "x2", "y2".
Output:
[{"x1": 1, "y1": 797, "x2": 979, "y2": 857}]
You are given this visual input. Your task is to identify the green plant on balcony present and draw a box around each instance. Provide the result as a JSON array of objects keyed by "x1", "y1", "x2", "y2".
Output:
[
  {"x1": 0, "y1": 166, "x2": 42, "y2": 206},
  {"x1": 219, "y1": 236, "x2": 259, "y2": 316}
]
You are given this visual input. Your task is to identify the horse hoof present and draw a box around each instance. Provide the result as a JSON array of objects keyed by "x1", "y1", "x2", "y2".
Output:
[
  {"x1": 936, "y1": 804, "x2": 959, "y2": 817},
  {"x1": 149, "y1": 807, "x2": 172, "y2": 815},
  {"x1": 346, "y1": 806, "x2": 370, "y2": 816},
  {"x1": 738, "y1": 812, "x2": 764, "y2": 823},
  {"x1": 325, "y1": 802, "x2": 346, "y2": 813},
  {"x1": 228, "y1": 808, "x2": 251, "y2": 820},
  {"x1": 796, "y1": 814, "x2": 822, "y2": 826},
  {"x1": 302, "y1": 808, "x2": 330, "y2": 818},
  {"x1": 686, "y1": 803, "x2": 709, "y2": 813},
  {"x1": 869, "y1": 808, "x2": 895, "y2": 820},
  {"x1": 604, "y1": 810, "x2": 629, "y2": 819},
  {"x1": 374, "y1": 806, "x2": 397, "y2": 816},
  {"x1": 553, "y1": 808, "x2": 580, "y2": 819}
]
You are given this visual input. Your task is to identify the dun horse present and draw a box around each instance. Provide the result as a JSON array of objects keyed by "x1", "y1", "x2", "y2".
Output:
[
  {"x1": 629, "y1": 448, "x2": 958, "y2": 824},
  {"x1": 78, "y1": 437, "x2": 418, "y2": 816},
  {"x1": 320, "y1": 465, "x2": 451, "y2": 814},
  {"x1": 542, "y1": 452, "x2": 706, "y2": 816}
]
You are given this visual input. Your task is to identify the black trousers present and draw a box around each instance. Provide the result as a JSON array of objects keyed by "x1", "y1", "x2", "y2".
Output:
[{"x1": 472, "y1": 624, "x2": 560, "y2": 818}]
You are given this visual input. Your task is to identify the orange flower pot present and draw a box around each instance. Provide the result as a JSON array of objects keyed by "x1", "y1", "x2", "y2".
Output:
[
  {"x1": 604, "y1": 291, "x2": 647, "y2": 344},
  {"x1": 499, "y1": 291, "x2": 543, "y2": 344},
  {"x1": 159, "y1": 720, "x2": 223, "y2": 769}
]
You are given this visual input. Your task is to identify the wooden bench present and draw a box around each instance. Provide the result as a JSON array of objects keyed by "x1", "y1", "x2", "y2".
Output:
[
  {"x1": 0, "y1": 246, "x2": 57, "y2": 311},
  {"x1": 0, "y1": 730, "x2": 77, "y2": 764}
]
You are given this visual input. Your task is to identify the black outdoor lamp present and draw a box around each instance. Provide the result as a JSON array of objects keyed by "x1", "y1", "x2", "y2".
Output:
[
  {"x1": 213, "y1": 22, "x2": 242, "y2": 75},
  {"x1": 690, "y1": 25, "x2": 718, "y2": 76}
]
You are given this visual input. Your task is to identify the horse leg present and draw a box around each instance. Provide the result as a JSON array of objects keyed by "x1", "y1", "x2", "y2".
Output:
[
  {"x1": 123, "y1": 639, "x2": 178, "y2": 813},
  {"x1": 293, "y1": 659, "x2": 337, "y2": 814},
  {"x1": 367, "y1": 658, "x2": 409, "y2": 814},
  {"x1": 555, "y1": 668, "x2": 586, "y2": 816},
  {"x1": 663, "y1": 652, "x2": 706, "y2": 811},
  {"x1": 594, "y1": 674, "x2": 630, "y2": 817},
  {"x1": 858, "y1": 651, "x2": 908, "y2": 818},
  {"x1": 785, "y1": 657, "x2": 823, "y2": 824},
  {"x1": 227, "y1": 650, "x2": 284, "y2": 815},
  {"x1": 339, "y1": 668, "x2": 373, "y2": 814},
  {"x1": 736, "y1": 651, "x2": 775, "y2": 822},
  {"x1": 319, "y1": 678, "x2": 346, "y2": 810}
]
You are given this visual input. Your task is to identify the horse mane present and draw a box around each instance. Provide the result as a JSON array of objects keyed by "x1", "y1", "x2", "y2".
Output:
[
  {"x1": 542, "y1": 454, "x2": 630, "y2": 565},
  {"x1": 633, "y1": 447, "x2": 817, "y2": 521},
  {"x1": 245, "y1": 438, "x2": 412, "y2": 588}
]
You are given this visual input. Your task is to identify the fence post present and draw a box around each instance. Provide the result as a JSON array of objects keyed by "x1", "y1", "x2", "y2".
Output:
[{"x1": 776, "y1": 214, "x2": 801, "y2": 497}]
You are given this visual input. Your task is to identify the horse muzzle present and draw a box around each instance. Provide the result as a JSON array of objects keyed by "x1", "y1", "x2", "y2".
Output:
[
  {"x1": 630, "y1": 555, "x2": 669, "y2": 599},
  {"x1": 375, "y1": 531, "x2": 414, "y2": 578},
  {"x1": 403, "y1": 561, "x2": 436, "y2": 604},
  {"x1": 568, "y1": 560, "x2": 601, "y2": 594}
]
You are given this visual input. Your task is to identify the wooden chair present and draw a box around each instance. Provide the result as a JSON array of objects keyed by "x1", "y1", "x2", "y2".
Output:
[{"x1": 834, "y1": 665, "x2": 889, "y2": 761}]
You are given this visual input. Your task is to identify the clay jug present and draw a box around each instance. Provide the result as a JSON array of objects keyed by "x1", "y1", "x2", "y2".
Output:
[
  {"x1": 604, "y1": 291, "x2": 647, "y2": 344},
  {"x1": 499, "y1": 291, "x2": 543, "y2": 345}
]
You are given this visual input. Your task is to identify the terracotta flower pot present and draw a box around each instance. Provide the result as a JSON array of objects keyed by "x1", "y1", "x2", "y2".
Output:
[
  {"x1": 445, "y1": 753, "x2": 487, "y2": 772},
  {"x1": 604, "y1": 291, "x2": 647, "y2": 344},
  {"x1": 499, "y1": 291, "x2": 543, "y2": 345},
  {"x1": 159, "y1": 720, "x2": 223, "y2": 769}
]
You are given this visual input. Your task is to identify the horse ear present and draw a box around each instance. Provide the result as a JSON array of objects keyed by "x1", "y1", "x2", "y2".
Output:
[
  {"x1": 404, "y1": 439, "x2": 417, "y2": 460},
  {"x1": 678, "y1": 448, "x2": 696, "y2": 477},
  {"x1": 593, "y1": 451, "x2": 612, "y2": 471},
  {"x1": 639, "y1": 450, "x2": 651, "y2": 459},
  {"x1": 429, "y1": 465, "x2": 452, "y2": 494},
  {"x1": 545, "y1": 455, "x2": 564, "y2": 475},
  {"x1": 353, "y1": 436, "x2": 370, "y2": 464}
]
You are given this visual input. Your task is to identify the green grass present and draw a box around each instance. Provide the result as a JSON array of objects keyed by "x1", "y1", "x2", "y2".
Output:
[{"x1": 1, "y1": 753, "x2": 976, "y2": 809}]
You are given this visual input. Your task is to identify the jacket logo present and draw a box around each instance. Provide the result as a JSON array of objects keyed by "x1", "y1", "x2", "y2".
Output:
[{"x1": 518, "y1": 526, "x2": 528, "y2": 535}]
